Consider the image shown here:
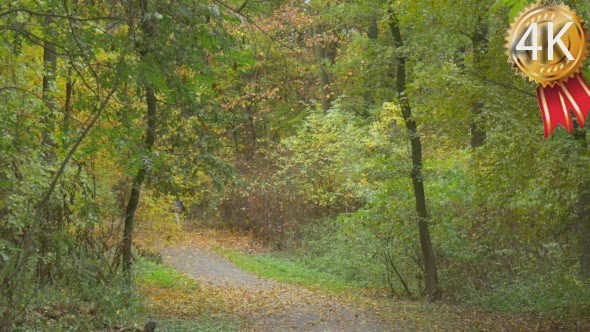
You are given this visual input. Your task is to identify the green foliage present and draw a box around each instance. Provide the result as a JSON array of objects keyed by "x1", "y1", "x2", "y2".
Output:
[
  {"x1": 470, "y1": 269, "x2": 590, "y2": 318},
  {"x1": 11, "y1": 262, "x2": 142, "y2": 330},
  {"x1": 0, "y1": 0, "x2": 233, "y2": 328},
  {"x1": 2, "y1": 0, "x2": 590, "y2": 326},
  {"x1": 493, "y1": 0, "x2": 533, "y2": 19},
  {"x1": 292, "y1": 219, "x2": 387, "y2": 289},
  {"x1": 280, "y1": 105, "x2": 371, "y2": 208}
]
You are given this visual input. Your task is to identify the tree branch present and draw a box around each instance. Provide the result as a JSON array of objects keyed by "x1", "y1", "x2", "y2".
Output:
[
  {"x1": 212, "y1": 0, "x2": 303, "y2": 56},
  {"x1": 0, "y1": 8, "x2": 122, "y2": 22}
]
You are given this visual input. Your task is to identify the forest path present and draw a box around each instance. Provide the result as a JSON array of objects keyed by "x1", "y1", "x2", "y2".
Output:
[{"x1": 160, "y1": 245, "x2": 393, "y2": 331}]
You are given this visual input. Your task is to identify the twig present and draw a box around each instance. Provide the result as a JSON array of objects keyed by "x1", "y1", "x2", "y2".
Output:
[
  {"x1": 0, "y1": 8, "x2": 122, "y2": 22},
  {"x1": 212, "y1": 0, "x2": 304, "y2": 57}
]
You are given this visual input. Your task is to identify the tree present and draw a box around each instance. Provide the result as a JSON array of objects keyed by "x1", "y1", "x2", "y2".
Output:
[
  {"x1": 387, "y1": 4, "x2": 439, "y2": 300},
  {"x1": 575, "y1": 129, "x2": 590, "y2": 279},
  {"x1": 121, "y1": 0, "x2": 158, "y2": 274},
  {"x1": 469, "y1": 11, "x2": 488, "y2": 148}
]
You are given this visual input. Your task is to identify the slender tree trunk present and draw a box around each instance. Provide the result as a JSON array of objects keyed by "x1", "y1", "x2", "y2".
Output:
[
  {"x1": 470, "y1": 15, "x2": 488, "y2": 148},
  {"x1": 42, "y1": 17, "x2": 57, "y2": 145},
  {"x1": 63, "y1": 68, "x2": 74, "y2": 148},
  {"x1": 37, "y1": 15, "x2": 58, "y2": 284},
  {"x1": 122, "y1": 174, "x2": 143, "y2": 272},
  {"x1": 232, "y1": 124, "x2": 240, "y2": 154},
  {"x1": 388, "y1": 8, "x2": 439, "y2": 300},
  {"x1": 247, "y1": 103, "x2": 256, "y2": 159},
  {"x1": 367, "y1": 19, "x2": 379, "y2": 40},
  {"x1": 122, "y1": 0, "x2": 158, "y2": 273},
  {"x1": 470, "y1": 102, "x2": 486, "y2": 148},
  {"x1": 361, "y1": 18, "x2": 379, "y2": 118},
  {"x1": 579, "y1": 180, "x2": 590, "y2": 279},
  {"x1": 122, "y1": 86, "x2": 156, "y2": 272},
  {"x1": 575, "y1": 129, "x2": 590, "y2": 279},
  {"x1": 313, "y1": 24, "x2": 332, "y2": 112}
]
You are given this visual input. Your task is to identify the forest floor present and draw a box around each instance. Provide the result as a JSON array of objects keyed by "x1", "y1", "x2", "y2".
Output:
[
  {"x1": 139, "y1": 228, "x2": 586, "y2": 331},
  {"x1": 160, "y1": 245, "x2": 388, "y2": 331}
]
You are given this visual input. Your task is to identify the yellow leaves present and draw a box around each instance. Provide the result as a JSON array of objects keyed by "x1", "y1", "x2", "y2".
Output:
[
  {"x1": 140, "y1": 284, "x2": 227, "y2": 319},
  {"x1": 381, "y1": 101, "x2": 404, "y2": 121},
  {"x1": 178, "y1": 229, "x2": 268, "y2": 253},
  {"x1": 95, "y1": 48, "x2": 119, "y2": 63},
  {"x1": 305, "y1": 33, "x2": 341, "y2": 49},
  {"x1": 175, "y1": 65, "x2": 194, "y2": 80},
  {"x1": 369, "y1": 102, "x2": 404, "y2": 137},
  {"x1": 134, "y1": 191, "x2": 182, "y2": 251}
]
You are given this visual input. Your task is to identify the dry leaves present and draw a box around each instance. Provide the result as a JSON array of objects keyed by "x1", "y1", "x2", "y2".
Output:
[{"x1": 142, "y1": 227, "x2": 590, "y2": 331}]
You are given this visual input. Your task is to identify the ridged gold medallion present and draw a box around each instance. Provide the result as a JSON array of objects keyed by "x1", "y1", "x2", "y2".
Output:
[
  {"x1": 505, "y1": 2, "x2": 590, "y2": 137},
  {"x1": 506, "y1": 3, "x2": 588, "y2": 87}
]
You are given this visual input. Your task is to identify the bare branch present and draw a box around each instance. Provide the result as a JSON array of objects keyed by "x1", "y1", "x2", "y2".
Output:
[
  {"x1": 0, "y1": 86, "x2": 45, "y2": 102},
  {"x1": 0, "y1": 25, "x2": 75, "y2": 55},
  {"x1": 0, "y1": 8, "x2": 122, "y2": 22},
  {"x1": 212, "y1": 0, "x2": 304, "y2": 57}
]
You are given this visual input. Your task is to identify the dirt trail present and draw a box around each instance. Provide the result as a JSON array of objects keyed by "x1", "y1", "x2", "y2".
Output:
[{"x1": 160, "y1": 245, "x2": 393, "y2": 331}]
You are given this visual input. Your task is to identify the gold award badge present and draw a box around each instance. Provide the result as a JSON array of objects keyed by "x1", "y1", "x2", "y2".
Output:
[{"x1": 506, "y1": 2, "x2": 590, "y2": 137}]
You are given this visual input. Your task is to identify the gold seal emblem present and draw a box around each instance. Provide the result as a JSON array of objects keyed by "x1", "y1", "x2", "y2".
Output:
[{"x1": 506, "y1": 3, "x2": 589, "y2": 87}]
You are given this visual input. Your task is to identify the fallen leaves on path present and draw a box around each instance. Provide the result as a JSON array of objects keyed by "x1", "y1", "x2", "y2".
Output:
[
  {"x1": 179, "y1": 227, "x2": 269, "y2": 253},
  {"x1": 138, "y1": 226, "x2": 268, "y2": 254},
  {"x1": 140, "y1": 283, "x2": 227, "y2": 320},
  {"x1": 197, "y1": 281, "x2": 387, "y2": 331},
  {"x1": 143, "y1": 227, "x2": 590, "y2": 331}
]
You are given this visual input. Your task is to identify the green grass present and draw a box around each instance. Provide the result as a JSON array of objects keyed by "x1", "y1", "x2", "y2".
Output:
[
  {"x1": 136, "y1": 260, "x2": 198, "y2": 291},
  {"x1": 147, "y1": 317, "x2": 240, "y2": 332},
  {"x1": 216, "y1": 248, "x2": 357, "y2": 292}
]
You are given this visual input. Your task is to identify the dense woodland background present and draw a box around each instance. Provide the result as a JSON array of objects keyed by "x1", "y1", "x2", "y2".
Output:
[{"x1": 1, "y1": 0, "x2": 590, "y2": 330}]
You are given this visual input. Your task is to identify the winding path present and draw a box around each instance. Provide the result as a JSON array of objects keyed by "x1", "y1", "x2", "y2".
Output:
[{"x1": 160, "y1": 246, "x2": 393, "y2": 331}]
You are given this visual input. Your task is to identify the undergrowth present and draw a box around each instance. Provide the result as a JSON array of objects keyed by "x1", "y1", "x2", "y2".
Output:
[
  {"x1": 7, "y1": 259, "x2": 241, "y2": 331},
  {"x1": 220, "y1": 218, "x2": 590, "y2": 323},
  {"x1": 464, "y1": 270, "x2": 590, "y2": 319},
  {"x1": 11, "y1": 272, "x2": 142, "y2": 331}
]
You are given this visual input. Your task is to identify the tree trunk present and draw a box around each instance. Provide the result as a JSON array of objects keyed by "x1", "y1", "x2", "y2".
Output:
[
  {"x1": 41, "y1": 16, "x2": 57, "y2": 146},
  {"x1": 37, "y1": 15, "x2": 58, "y2": 284},
  {"x1": 122, "y1": 0, "x2": 158, "y2": 273},
  {"x1": 367, "y1": 19, "x2": 379, "y2": 40},
  {"x1": 470, "y1": 101, "x2": 486, "y2": 148},
  {"x1": 63, "y1": 67, "x2": 74, "y2": 148},
  {"x1": 247, "y1": 102, "x2": 257, "y2": 159},
  {"x1": 313, "y1": 24, "x2": 332, "y2": 112},
  {"x1": 579, "y1": 179, "x2": 590, "y2": 279},
  {"x1": 122, "y1": 86, "x2": 157, "y2": 272},
  {"x1": 388, "y1": 8, "x2": 439, "y2": 300},
  {"x1": 470, "y1": 15, "x2": 488, "y2": 148},
  {"x1": 575, "y1": 129, "x2": 590, "y2": 279}
]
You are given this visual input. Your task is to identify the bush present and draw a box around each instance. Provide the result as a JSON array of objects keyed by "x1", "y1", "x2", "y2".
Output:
[
  {"x1": 10, "y1": 261, "x2": 142, "y2": 330},
  {"x1": 469, "y1": 269, "x2": 590, "y2": 318}
]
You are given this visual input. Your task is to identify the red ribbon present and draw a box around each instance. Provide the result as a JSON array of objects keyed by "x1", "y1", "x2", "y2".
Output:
[{"x1": 536, "y1": 73, "x2": 590, "y2": 137}]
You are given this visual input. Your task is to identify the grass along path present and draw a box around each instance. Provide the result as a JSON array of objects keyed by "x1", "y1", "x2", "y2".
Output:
[
  {"x1": 216, "y1": 248, "x2": 354, "y2": 292},
  {"x1": 159, "y1": 245, "x2": 389, "y2": 331},
  {"x1": 148, "y1": 229, "x2": 586, "y2": 331},
  {"x1": 213, "y1": 247, "x2": 574, "y2": 331}
]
